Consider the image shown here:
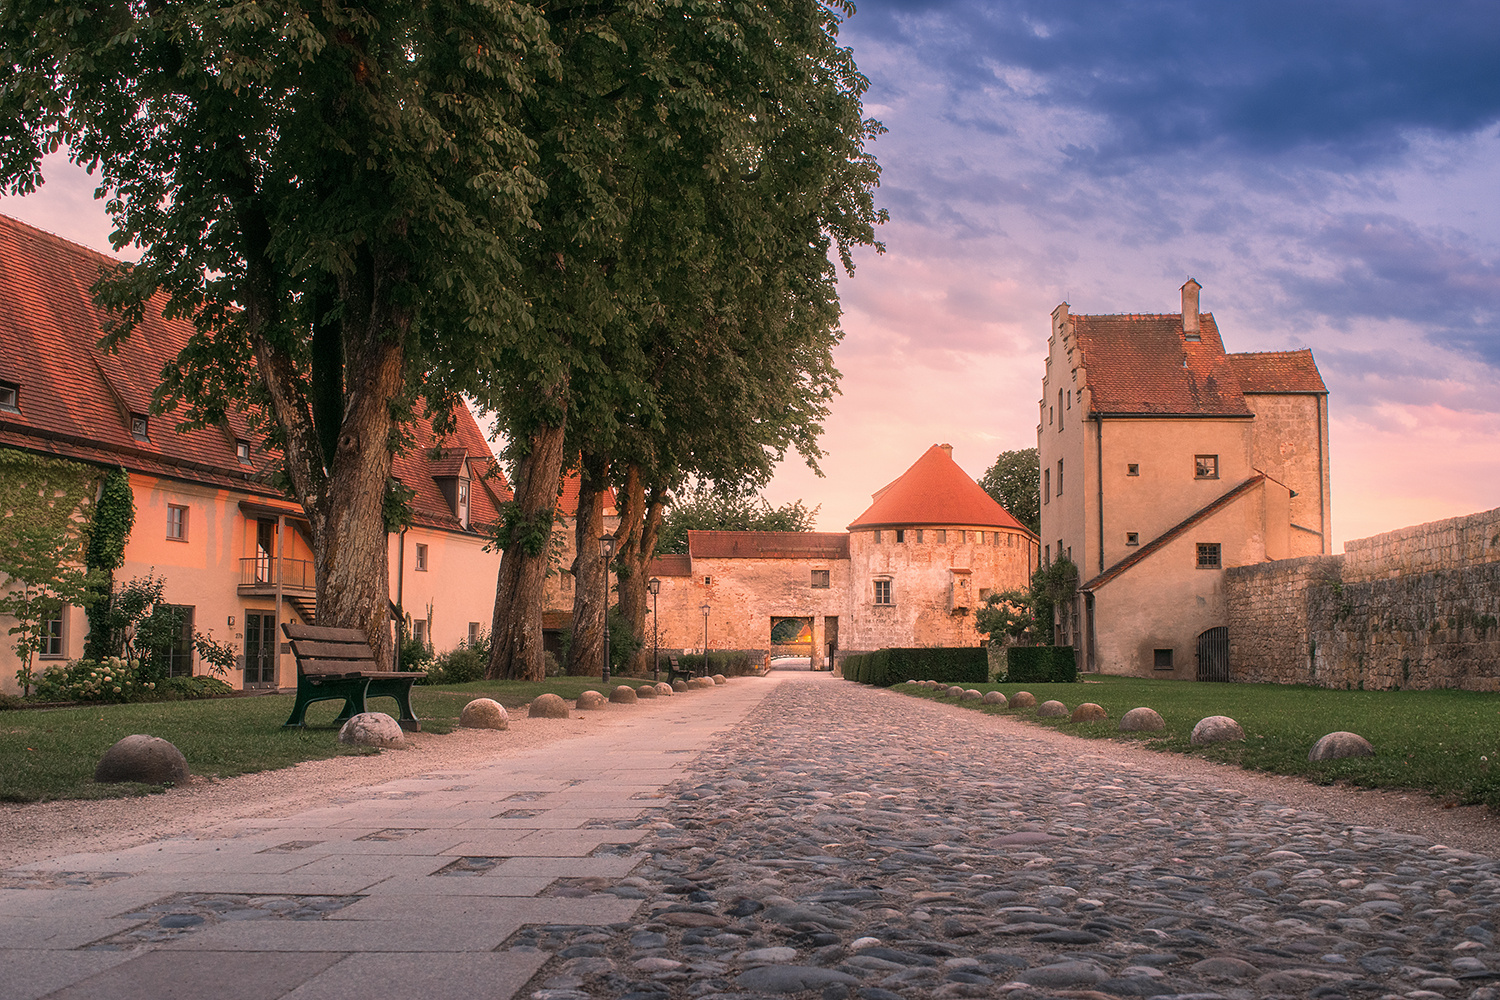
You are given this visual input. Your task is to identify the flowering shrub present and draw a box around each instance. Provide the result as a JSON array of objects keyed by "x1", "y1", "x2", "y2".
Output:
[{"x1": 33, "y1": 656, "x2": 155, "y2": 703}]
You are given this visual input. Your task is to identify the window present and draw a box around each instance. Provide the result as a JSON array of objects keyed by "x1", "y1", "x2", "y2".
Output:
[
  {"x1": 40, "y1": 607, "x2": 64, "y2": 658},
  {"x1": 413, "y1": 619, "x2": 427, "y2": 646},
  {"x1": 468, "y1": 622, "x2": 480, "y2": 645},
  {"x1": 703, "y1": 575, "x2": 712, "y2": 585},
  {"x1": 1049, "y1": 406, "x2": 1054, "y2": 425},
  {"x1": 1058, "y1": 390, "x2": 1064, "y2": 431},
  {"x1": 1056, "y1": 459, "x2": 1063, "y2": 495},
  {"x1": 0, "y1": 380, "x2": 18, "y2": 412},
  {"x1": 873, "y1": 580, "x2": 892, "y2": 605},
  {"x1": 873, "y1": 530, "x2": 882, "y2": 543},
  {"x1": 130, "y1": 413, "x2": 150, "y2": 441},
  {"x1": 1044, "y1": 544, "x2": 1050, "y2": 565},
  {"x1": 1044, "y1": 468, "x2": 1051, "y2": 503},
  {"x1": 235, "y1": 439, "x2": 252, "y2": 465},
  {"x1": 1126, "y1": 532, "x2": 1139, "y2": 546},
  {"x1": 934, "y1": 529, "x2": 946, "y2": 543},
  {"x1": 166, "y1": 504, "x2": 188, "y2": 541},
  {"x1": 415, "y1": 543, "x2": 429, "y2": 571},
  {"x1": 1197, "y1": 542, "x2": 1222, "y2": 568},
  {"x1": 1127, "y1": 463, "x2": 1139, "y2": 476},
  {"x1": 165, "y1": 605, "x2": 194, "y2": 677},
  {"x1": 1195, "y1": 454, "x2": 1219, "y2": 479},
  {"x1": 1154, "y1": 648, "x2": 1174, "y2": 670},
  {"x1": 895, "y1": 529, "x2": 905, "y2": 543},
  {"x1": 811, "y1": 569, "x2": 830, "y2": 589},
  {"x1": 458, "y1": 480, "x2": 470, "y2": 525},
  {"x1": 914, "y1": 529, "x2": 924, "y2": 542},
  {"x1": 1058, "y1": 539, "x2": 1065, "y2": 563}
]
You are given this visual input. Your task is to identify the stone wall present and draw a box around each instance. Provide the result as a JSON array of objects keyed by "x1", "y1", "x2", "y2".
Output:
[{"x1": 1226, "y1": 507, "x2": 1500, "y2": 690}]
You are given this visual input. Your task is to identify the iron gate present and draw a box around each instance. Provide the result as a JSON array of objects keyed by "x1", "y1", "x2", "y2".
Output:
[{"x1": 1197, "y1": 626, "x2": 1230, "y2": 682}]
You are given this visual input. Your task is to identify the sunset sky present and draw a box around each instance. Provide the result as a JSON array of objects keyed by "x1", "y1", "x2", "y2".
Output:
[{"x1": 4, "y1": 1, "x2": 1497, "y2": 550}]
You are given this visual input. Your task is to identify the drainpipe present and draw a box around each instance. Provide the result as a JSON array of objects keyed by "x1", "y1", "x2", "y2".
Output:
[
  {"x1": 274, "y1": 514, "x2": 284, "y2": 687},
  {"x1": 1093, "y1": 413, "x2": 1104, "y2": 574},
  {"x1": 395, "y1": 528, "x2": 406, "y2": 671},
  {"x1": 1316, "y1": 395, "x2": 1327, "y2": 553}
]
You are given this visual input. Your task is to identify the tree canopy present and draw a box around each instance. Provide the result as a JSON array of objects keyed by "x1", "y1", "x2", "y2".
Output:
[
  {"x1": 980, "y1": 447, "x2": 1041, "y2": 534},
  {"x1": 656, "y1": 488, "x2": 819, "y2": 555}
]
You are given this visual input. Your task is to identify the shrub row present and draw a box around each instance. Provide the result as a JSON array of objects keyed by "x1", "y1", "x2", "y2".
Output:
[
  {"x1": 676, "y1": 650, "x2": 761, "y2": 677},
  {"x1": 1004, "y1": 645, "x2": 1078, "y2": 683},
  {"x1": 843, "y1": 647, "x2": 989, "y2": 687}
]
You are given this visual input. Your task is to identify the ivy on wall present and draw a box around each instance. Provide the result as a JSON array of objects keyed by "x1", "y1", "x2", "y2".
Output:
[{"x1": 83, "y1": 466, "x2": 135, "y2": 659}]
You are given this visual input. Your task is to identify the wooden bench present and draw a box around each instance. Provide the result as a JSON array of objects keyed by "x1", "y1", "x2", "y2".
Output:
[
  {"x1": 666, "y1": 653, "x2": 697, "y2": 685},
  {"x1": 281, "y1": 622, "x2": 424, "y2": 731}
]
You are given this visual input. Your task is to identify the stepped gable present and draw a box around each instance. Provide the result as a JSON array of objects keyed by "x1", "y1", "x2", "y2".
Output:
[
  {"x1": 1226, "y1": 349, "x2": 1327, "y2": 394},
  {"x1": 687, "y1": 531, "x2": 849, "y2": 560},
  {"x1": 847, "y1": 444, "x2": 1026, "y2": 531},
  {"x1": 1072, "y1": 312, "x2": 1251, "y2": 417},
  {"x1": 0, "y1": 212, "x2": 504, "y2": 533}
]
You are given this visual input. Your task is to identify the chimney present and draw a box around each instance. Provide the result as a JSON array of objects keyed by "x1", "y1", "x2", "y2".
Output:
[
  {"x1": 1181, "y1": 278, "x2": 1201, "y2": 337},
  {"x1": 939, "y1": 443, "x2": 953, "y2": 457}
]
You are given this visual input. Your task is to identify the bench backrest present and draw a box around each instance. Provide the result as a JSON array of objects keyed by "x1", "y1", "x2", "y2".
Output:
[
  {"x1": 668, "y1": 654, "x2": 680, "y2": 669},
  {"x1": 282, "y1": 622, "x2": 375, "y2": 677}
]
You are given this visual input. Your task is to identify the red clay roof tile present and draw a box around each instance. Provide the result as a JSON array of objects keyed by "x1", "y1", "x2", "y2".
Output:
[
  {"x1": 1073, "y1": 313, "x2": 1251, "y2": 417},
  {"x1": 848, "y1": 445, "x2": 1027, "y2": 531},
  {"x1": 687, "y1": 531, "x2": 850, "y2": 560},
  {"x1": 1226, "y1": 350, "x2": 1328, "y2": 394}
]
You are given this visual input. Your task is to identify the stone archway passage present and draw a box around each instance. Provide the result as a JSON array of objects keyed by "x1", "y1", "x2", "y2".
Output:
[
  {"x1": 1198, "y1": 625, "x2": 1230, "y2": 682},
  {"x1": 770, "y1": 616, "x2": 813, "y2": 657}
]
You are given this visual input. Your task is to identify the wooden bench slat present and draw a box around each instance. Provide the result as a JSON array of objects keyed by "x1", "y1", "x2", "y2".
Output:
[
  {"x1": 362, "y1": 671, "x2": 427, "y2": 680},
  {"x1": 289, "y1": 639, "x2": 376, "y2": 661},
  {"x1": 297, "y1": 660, "x2": 378, "y2": 678},
  {"x1": 282, "y1": 622, "x2": 369, "y2": 643}
]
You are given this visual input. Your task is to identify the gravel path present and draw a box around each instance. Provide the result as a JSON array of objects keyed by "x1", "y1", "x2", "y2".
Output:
[{"x1": 522, "y1": 676, "x2": 1500, "y2": 1000}]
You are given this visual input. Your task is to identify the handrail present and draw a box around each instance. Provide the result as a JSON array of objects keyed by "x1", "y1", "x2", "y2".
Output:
[{"x1": 239, "y1": 557, "x2": 315, "y2": 590}]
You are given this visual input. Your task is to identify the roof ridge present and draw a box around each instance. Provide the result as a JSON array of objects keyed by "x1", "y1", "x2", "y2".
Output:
[
  {"x1": 0, "y1": 213, "x2": 127, "y2": 268},
  {"x1": 1081, "y1": 474, "x2": 1267, "y2": 591}
]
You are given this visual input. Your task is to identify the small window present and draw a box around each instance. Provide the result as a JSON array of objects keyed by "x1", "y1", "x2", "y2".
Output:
[
  {"x1": 811, "y1": 569, "x2": 830, "y2": 589},
  {"x1": 895, "y1": 529, "x2": 905, "y2": 543},
  {"x1": 130, "y1": 413, "x2": 150, "y2": 441},
  {"x1": 1044, "y1": 544, "x2": 1050, "y2": 565},
  {"x1": 166, "y1": 504, "x2": 188, "y2": 541},
  {"x1": 0, "y1": 381, "x2": 18, "y2": 412},
  {"x1": 873, "y1": 530, "x2": 882, "y2": 544},
  {"x1": 1044, "y1": 468, "x2": 1051, "y2": 503},
  {"x1": 40, "y1": 608, "x2": 64, "y2": 658},
  {"x1": 703, "y1": 575, "x2": 712, "y2": 585},
  {"x1": 1057, "y1": 389, "x2": 1064, "y2": 431},
  {"x1": 914, "y1": 529, "x2": 924, "y2": 543},
  {"x1": 1056, "y1": 459, "x2": 1063, "y2": 495},
  {"x1": 934, "y1": 529, "x2": 946, "y2": 543},
  {"x1": 1197, "y1": 542, "x2": 1221, "y2": 568},
  {"x1": 1195, "y1": 455, "x2": 1219, "y2": 479},
  {"x1": 413, "y1": 620, "x2": 427, "y2": 646},
  {"x1": 415, "y1": 543, "x2": 429, "y2": 571},
  {"x1": 1127, "y1": 463, "x2": 1139, "y2": 476},
  {"x1": 458, "y1": 480, "x2": 470, "y2": 525},
  {"x1": 235, "y1": 439, "x2": 252, "y2": 465},
  {"x1": 1154, "y1": 648, "x2": 1174, "y2": 670},
  {"x1": 873, "y1": 580, "x2": 893, "y2": 605},
  {"x1": 1126, "y1": 532, "x2": 1139, "y2": 546},
  {"x1": 1049, "y1": 406, "x2": 1054, "y2": 425},
  {"x1": 468, "y1": 622, "x2": 480, "y2": 645}
]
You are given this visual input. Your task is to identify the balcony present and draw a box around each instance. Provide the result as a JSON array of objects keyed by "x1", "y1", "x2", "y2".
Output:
[{"x1": 238, "y1": 557, "x2": 316, "y2": 596}]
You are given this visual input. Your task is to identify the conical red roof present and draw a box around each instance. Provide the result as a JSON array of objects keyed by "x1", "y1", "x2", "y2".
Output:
[{"x1": 848, "y1": 445, "x2": 1027, "y2": 531}]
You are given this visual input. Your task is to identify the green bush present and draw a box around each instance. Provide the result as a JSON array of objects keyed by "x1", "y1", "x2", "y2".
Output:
[
  {"x1": 1005, "y1": 645, "x2": 1078, "y2": 683},
  {"x1": 843, "y1": 647, "x2": 987, "y2": 687},
  {"x1": 422, "y1": 646, "x2": 487, "y2": 685},
  {"x1": 155, "y1": 676, "x2": 235, "y2": 700},
  {"x1": 32, "y1": 656, "x2": 155, "y2": 703},
  {"x1": 677, "y1": 650, "x2": 759, "y2": 677}
]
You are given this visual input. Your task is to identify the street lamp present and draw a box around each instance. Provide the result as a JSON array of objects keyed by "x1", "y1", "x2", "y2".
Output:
[
  {"x1": 648, "y1": 577, "x2": 661, "y2": 681},
  {"x1": 600, "y1": 533, "x2": 615, "y2": 684},
  {"x1": 700, "y1": 601, "x2": 711, "y2": 679}
]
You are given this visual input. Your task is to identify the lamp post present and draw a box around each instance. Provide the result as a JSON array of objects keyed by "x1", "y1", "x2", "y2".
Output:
[
  {"x1": 600, "y1": 533, "x2": 615, "y2": 684},
  {"x1": 648, "y1": 577, "x2": 661, "y2": 681},
  {"x1": 700, "y1": 602, "x2": 710, "y2": 679}
]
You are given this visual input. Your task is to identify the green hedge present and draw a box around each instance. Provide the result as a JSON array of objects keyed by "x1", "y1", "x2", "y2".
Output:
[
  {"x1": 842, "y1": 647, "x2": 988, "y2": 687},
  {"x1": 1005, "y1": 645, "x2": 1078, "y2": 683}
]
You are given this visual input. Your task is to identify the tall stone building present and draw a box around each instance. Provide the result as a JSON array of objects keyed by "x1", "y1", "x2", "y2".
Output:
[
  {"x1": 647, "y1": 444, "x2": 1039, "y2": 666},
  {"x1": 1038, "y1": 279, "x2": 1331, "y2": 678}
]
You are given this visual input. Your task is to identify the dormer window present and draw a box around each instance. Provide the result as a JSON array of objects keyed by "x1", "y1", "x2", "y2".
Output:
[
  {"x1": 235, "y1": 439, "x2": 252, "y2": 465},
  {"x1": 130, "y1": 413, "x2": 149, "y2": 441},
  {"x1": 457, "y1": 479, "x2": 470, "y2": 527},
  {"x1": 0, "y1": 381, "x2": 18, "y2": 412}
]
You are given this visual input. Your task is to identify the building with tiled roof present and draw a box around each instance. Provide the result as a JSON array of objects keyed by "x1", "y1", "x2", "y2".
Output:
[
  {"x1": 1039, "y1": 279, "x2": 1331, "y2": 678},
  {"x1": 0, "y1": 213, "x2": 513, "y2": 693},
  {"x1": 642, "y1": 446, "x2": 1038, "y2": 666}
]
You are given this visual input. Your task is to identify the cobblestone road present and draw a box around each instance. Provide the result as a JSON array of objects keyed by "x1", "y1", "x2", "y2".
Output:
[{"x1": 529, "y1": 676, "x2": 1500, "y2": 1000}]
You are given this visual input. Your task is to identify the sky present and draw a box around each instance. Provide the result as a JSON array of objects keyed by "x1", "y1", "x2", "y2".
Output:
[{"x1": 3, "y1": 1, "x2": 1498, "y2": 550}]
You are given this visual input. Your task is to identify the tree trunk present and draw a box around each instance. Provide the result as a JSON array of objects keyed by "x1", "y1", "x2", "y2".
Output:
[
  {"x1": 487, "y1": 406, "x2": 569, "y2": 680},
  {"x1": 565, "y1": 454, "x2": 607, "y2": 676},
  {"x1": 615, "y1": 465, "x2": 665, "y2": 675}
]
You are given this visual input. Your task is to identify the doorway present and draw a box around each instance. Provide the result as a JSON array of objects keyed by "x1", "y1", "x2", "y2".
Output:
[
  {"x1": 244, "y1": 610, "x2": 278, "y2": 688},
  {"x1": 1197, "y1": 626, "x2": 1230, "y2": 682}
]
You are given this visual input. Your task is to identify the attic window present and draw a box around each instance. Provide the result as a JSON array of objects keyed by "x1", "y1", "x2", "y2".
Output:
[
  {"x1": 458, "y1": 480, "x2": 470, "y2": 527},
  {"x1": 130, "y1": 413, "x2": 149, "y2": 441},
  {"x1": 235, "y1": 440, "x2": 252, "y2": 465},
  {"x1": 0, "y1": 381, "x2": 18, "y2": 412}
]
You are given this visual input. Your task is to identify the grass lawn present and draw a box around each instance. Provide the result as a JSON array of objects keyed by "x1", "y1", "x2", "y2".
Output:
[
  {"x1": 0, "y1": 676, "x2": 664, "y2": 804},
  {"x1": 893, "y1": 675, "x2": 1500, "y2": 811}
]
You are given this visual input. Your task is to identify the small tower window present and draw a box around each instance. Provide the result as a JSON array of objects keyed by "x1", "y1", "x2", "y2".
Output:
[
  {"x1": 873, "y1": 580, "x2": 893, "y2": 605},
  {"x1": 895, "y1": 529, "x2": 905, "y2": 543}
]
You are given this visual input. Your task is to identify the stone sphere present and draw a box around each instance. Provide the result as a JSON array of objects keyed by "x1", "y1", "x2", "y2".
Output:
[
  {"x1": 1009, "y1": 691, "x2": 1037, "y2": 709},
  {"x1": 1036, "y1": 700, "x2": 1068, "y2": 718},
  {"x1": 529, "y1": 693, "x2": 570, "y2": 719},
  {"x1": 712, "y1": 674, "x2": 727, "y2": 685},
  {"x1": 1118, "y1": 707, "x2": 1166, "y2": 732},
  {"x1": 575, "y1": 690, "x2": 607, "y2": 710},
  {"x1": 654, "y1": 682, "x2": 674, "y2": 696},
  {"x1": 905, "y1": 679, "x2": 920, "y2": 685},
  {"x1": 609, "y1": 685, "x2": 638, "y2": 704},
  {"x1": 1191, "y1": 715, "x2": 1245, "y2": 745},
  {"x1": 636, "y1": 684, "x2": 657, "y2": 698},
  {"x1": 960, "y1": 689, "x2": 982, "y2": 701},
  {"x1": 1070, "y1": 702, "x2": 1108, "y2": 723},
  {"x1": 981, "y1": 691, "x2": 1008, "y2": 707},
  {"x1": 338, "y1": 712, "x2": 405, "y2": 747},
  {"x1": 672, "y1": 679, "x2": 689, "y2": 692},
  {"x1": 690, "y1": 676, "x2": 715, "y2": 689},
  {"x1": 459, "y1": 698, "x2": 509, "y2": 730},
  {"x1": 1309, "y1": 731, "x2": 1375, "y2": 761},
  {"x1": 94, "y1": 734, "x2": 190, "y2": 785},
  {"x1": 945, "y1": 685, "x2": 965, "y2": 698}
]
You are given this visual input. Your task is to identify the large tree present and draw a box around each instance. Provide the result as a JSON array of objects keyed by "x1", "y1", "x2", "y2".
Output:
[
  {"x1": 1, "y1": 1, "x2": 552, "y2": 666},
  {"x1": 655, "y1": 488, "x2": 819, "y2": 556},
  {"x1": 980, "y1": 447, "x2": 1041, "y2": 535}
]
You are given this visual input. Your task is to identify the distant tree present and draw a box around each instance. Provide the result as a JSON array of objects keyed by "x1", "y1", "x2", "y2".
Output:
[
  {"x1": 979, "y1": 448, "x2": 1040, "y2": 534},
  {"x1": 975, "y1": 588, "x2": 1037, "y2": 646},
  {"x1": 655, "y1": 488, "x2": 819, "y2": 556}
]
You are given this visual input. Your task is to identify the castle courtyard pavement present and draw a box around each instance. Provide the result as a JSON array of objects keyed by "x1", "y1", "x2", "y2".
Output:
[{"x1": 2, "y1": 672, "x2": 1497, "y2": 1000}]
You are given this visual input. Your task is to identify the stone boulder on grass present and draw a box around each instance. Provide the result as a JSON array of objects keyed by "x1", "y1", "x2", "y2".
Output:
[
  {"x1": 1036, "y1": 700, "x2": 1068, "y2": 718},
  {"x1": 529, "y1": 693, "x2": 570, "y2": 719},
  {"x1": 635, "y1": 684, "x2": 657, "y2": 698},
  {"x1": 575, "y1": 690, "x2": 607, "y2": 710},
  {"x1": 1009, "y1": 691, "x2": 1037, "y2": 709},
  {"x1": 338, "y1": 713, "x2": 405, "y2": 748},
  {"x1": 1118, "y1": 707, "x2": 1165, "y2": 732},
  {"x1": 1070, "y1": 703, "x2": 1108, "y2": 723},
  {"x1": 654, "y1": 682, "x2": 674, "y2": 696},
  {"x1": 459, "y1": 698, "x2": 509, "y2": 730},
  {"x1": 1309, "y1": 731, "x2": 1374, "y2": 761},
  {"x1": 94, "y1": 734, "x2": 190, "y2": 785},
  {"x1": 609, "y1": 685, "x2": 638, "y2": 704},
  {"x1": 712, "y1": 674, "x2": 727, "y2": 685},
  {"x1": 982, "y1": 691, "x2": 1008, "y2": 707},
  {"x1": 1191, "y1": 715, "x2": 1244, "y2": 745},
  {"x1": 960, "y1": 689, "x2": 982, "y2": 701},
  {"x1": 672, "y1": 679, "x2": 689, "y2": 693}
]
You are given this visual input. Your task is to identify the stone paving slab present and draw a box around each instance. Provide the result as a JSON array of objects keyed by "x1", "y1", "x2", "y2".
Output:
[
  {"x1": 278, "y1": 950, "x2": 551, "y2": 1000},
  {"x1": 36, "y1": 949, "x2": 346, "y2": 1000},
  {"x1": 0, "y1": 949, "x2": 136, "y2": 1000}
]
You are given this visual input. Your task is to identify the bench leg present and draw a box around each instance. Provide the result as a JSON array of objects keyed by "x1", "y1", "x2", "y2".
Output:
[
  {"x1": 366, "y1": 679, "x2": 421, "y2": 732},
  {"x1": 283, "y1": 681, "x2": 369, "y2": 729}
]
